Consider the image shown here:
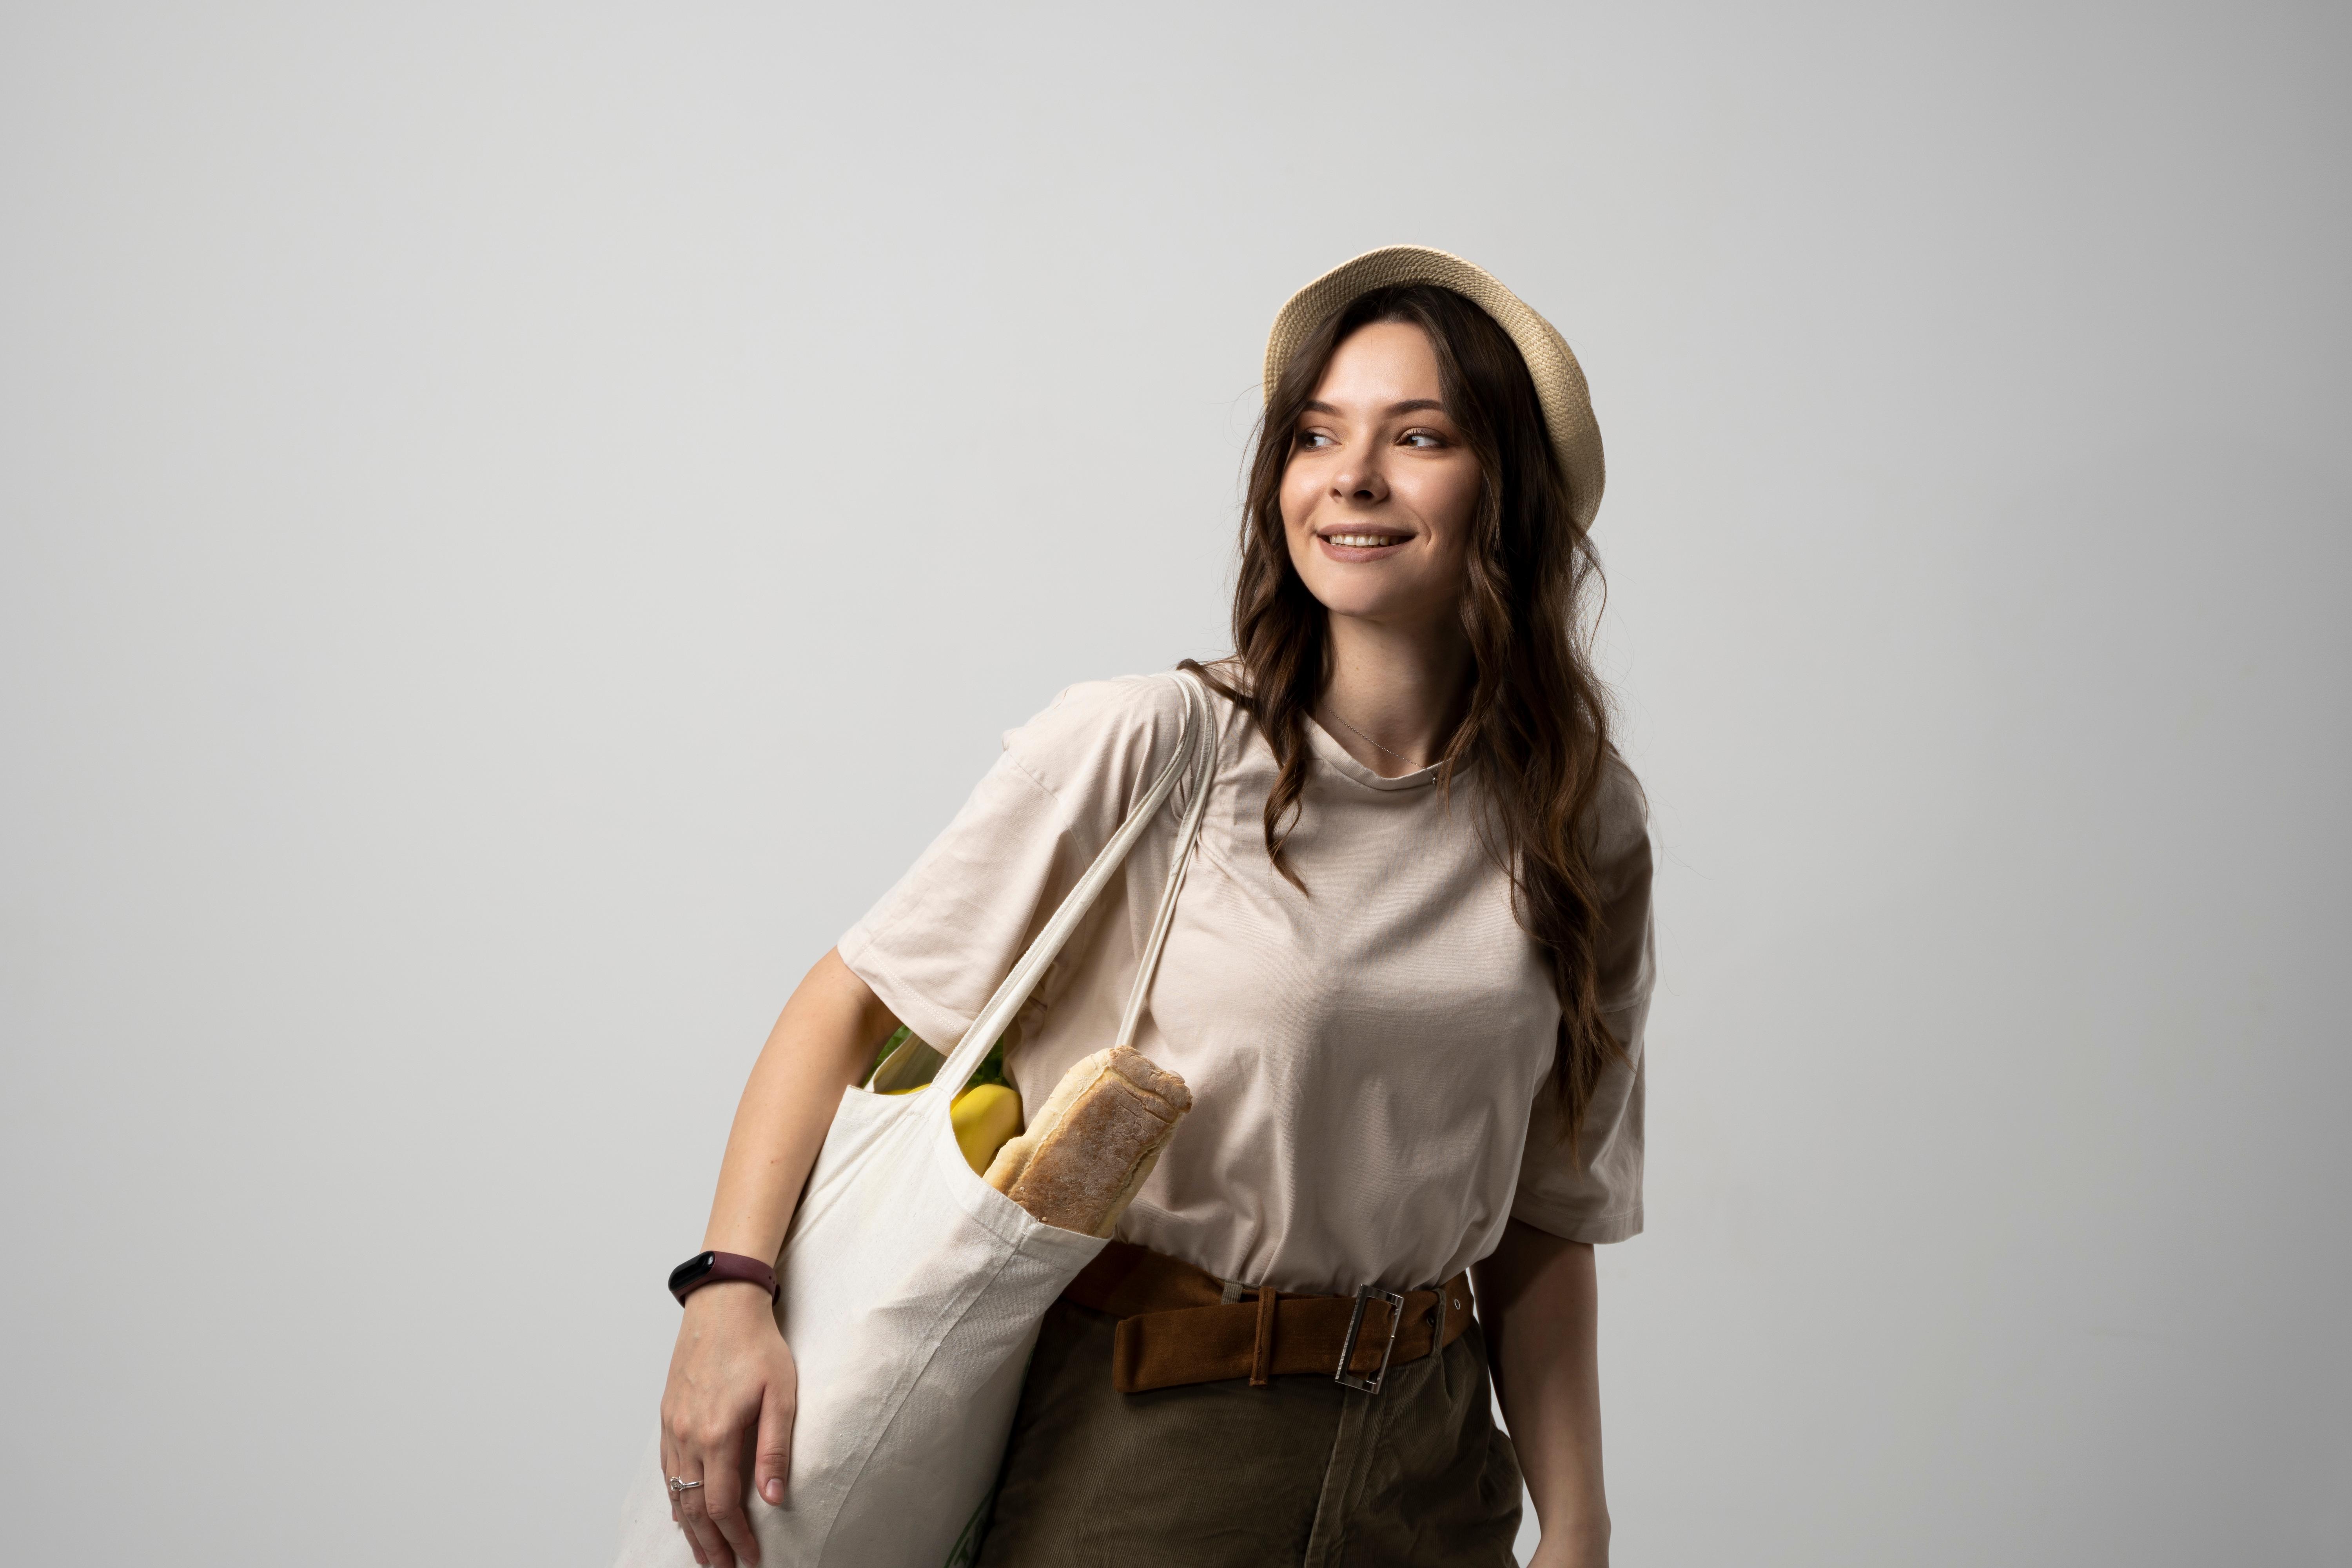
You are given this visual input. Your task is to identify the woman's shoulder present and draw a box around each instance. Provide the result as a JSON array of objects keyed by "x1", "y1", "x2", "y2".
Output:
[
  {"x1": 1016, "y1": 670, "x2": 1197, "y2": 744},
  {"x1": 1001, "y1": 670, "x2": 1216, "y2": 810}
]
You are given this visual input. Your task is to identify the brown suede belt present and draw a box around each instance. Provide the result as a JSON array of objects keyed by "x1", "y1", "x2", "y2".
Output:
[{"x1": 1061, "y1": 1240, "x2": 1475, "y2": 1395}]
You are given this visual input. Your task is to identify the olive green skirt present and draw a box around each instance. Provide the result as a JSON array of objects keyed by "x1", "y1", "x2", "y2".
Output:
[{"x1": 973, "y1": 1295, "x2": 1523, "y2": 1567}]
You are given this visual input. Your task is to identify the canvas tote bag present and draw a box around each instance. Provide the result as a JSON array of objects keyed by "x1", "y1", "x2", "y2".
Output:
[{"x1": 615, "y1": 671, "x2": 1220, "y2": 1567}]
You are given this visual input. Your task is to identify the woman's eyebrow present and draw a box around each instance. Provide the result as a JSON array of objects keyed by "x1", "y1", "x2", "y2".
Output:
[{"x1": 1298, "y1": 398, "x2": 1447, "y2": 417}]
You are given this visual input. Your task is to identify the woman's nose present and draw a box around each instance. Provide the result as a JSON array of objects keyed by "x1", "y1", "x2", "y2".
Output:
[{"x1": 1331, "y1": 462, "x2": 1389, "y2": 503}]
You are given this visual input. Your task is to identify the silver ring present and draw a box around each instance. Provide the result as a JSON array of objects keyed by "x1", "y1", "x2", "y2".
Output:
[{"x1": 668, "y1": 1476, "x2": 704, "y2": 1495}]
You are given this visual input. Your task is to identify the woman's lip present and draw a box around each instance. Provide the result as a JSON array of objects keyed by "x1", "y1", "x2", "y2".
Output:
[{"x1": 1315, "y1": 531, "x2": 1411, "y2": 561}]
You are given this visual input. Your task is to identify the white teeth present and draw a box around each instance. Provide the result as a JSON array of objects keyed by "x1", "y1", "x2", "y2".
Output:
[{"x1": 1328, "y1": 534, "x2": 1401, "y2": 548}]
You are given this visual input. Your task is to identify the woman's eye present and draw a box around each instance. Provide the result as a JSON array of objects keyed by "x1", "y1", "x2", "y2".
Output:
[
  {"x1": 1296, "y1": 430, "x2": 1335, "y2": 449},
  {"x1": 1401, "y1": 430, "x2": 1445, "y2": 448}
]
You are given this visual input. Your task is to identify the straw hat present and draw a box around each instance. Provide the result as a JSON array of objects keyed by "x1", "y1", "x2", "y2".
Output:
[{"x1": 1263, "y1": 244, "x2": 1606, "y2": 532}]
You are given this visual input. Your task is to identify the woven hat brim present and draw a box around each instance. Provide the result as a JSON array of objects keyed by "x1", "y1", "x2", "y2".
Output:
[{"x1": 1262, "y1": 245, "x2": 1604, "y2": 532}]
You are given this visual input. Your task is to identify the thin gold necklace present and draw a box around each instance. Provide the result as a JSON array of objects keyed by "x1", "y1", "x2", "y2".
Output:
[{"x1": 1320, "y1": 707, "x2": 1425, "y2": 771}]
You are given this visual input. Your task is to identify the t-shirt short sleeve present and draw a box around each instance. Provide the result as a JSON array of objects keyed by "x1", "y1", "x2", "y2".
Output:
[
  {"x1": 1509, "y1": 757, "x2": 1655, "y2": 1245},
  {"x1": 835, "y1": 676, "x2": 1191, "y2": 1055}
]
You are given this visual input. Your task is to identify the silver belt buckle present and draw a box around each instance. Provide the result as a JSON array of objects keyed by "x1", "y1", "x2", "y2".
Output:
[{"x1": 1333, "y1": 1284, "x2": 1408, "y2": 1394}]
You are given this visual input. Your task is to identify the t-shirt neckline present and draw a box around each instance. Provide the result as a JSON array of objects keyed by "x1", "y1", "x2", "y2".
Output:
[{"x1": 1300, "y1": 713, "x2": 1444, "y2": 792}]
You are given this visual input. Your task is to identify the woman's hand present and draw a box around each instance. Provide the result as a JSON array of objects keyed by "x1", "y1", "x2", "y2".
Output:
[{"x1": 660, "y1": 1281, "x2": 797, "y2": 1568}]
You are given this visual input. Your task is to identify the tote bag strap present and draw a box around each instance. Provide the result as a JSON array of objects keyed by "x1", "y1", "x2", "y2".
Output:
[
  {"x1": 935, "y1": 672, "x2": 1220, "y2": 1097},
  {"x1": 1114, "y1": 674, "x2": 1218, "y2": 1052}
]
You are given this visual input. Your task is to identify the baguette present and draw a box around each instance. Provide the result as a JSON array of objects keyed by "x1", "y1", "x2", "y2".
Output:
[{"x1": 983, "y1": 1046, "x2": 1191, "y2": 1237}]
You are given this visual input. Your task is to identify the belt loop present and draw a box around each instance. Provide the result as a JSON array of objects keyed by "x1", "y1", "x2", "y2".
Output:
[{"x1": 1249, "y1": 1284, "x2": 1278, "y2": 1387}]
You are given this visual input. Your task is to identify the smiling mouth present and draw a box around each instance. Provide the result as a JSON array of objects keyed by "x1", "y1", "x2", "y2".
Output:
[{"x1": 1318, "y1": 530, "x2": 1410, "y2": 550}]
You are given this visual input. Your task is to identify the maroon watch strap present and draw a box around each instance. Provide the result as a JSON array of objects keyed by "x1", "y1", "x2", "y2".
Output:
[{"x1": 669, "y1": 1250, "x2": 779, "y2": 1305}]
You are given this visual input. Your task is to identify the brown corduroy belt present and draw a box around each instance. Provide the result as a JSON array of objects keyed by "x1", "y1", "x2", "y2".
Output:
[{"x1": 1061, "y1": 1240, "x2": 1475, "y2": 1395}]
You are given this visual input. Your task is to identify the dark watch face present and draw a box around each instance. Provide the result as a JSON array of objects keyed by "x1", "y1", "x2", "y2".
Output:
[{"x1": 667, "y1": 1251, "x2": 718, "y2": 1298}]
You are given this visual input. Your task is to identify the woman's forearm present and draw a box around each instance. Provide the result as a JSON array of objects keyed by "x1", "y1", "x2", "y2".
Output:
[
  {"x1": 700, "y1": 948, "x2": 898, "y2": 1262},
  {"x1": 1472, "y1": 1219, "x2": 1609, "y2": 1563}
]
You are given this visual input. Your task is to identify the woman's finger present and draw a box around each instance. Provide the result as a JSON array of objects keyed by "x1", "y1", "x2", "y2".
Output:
[
  {"x1": 668, "y1": 1432, "x2": 739, "y2": 1568},
  {"x1": 661, "y1": 1444, "x2": 708, "y2": 1566},
  {"x1": 698, "y1": 1436, "x2": 762, "y2": 1568},
  {"x1": 675, "y1": 1457, "x2": 733, "y2": 1568},
  {"x1": 752, "y1": 1378, "x2": 794, "y2": 1507}
]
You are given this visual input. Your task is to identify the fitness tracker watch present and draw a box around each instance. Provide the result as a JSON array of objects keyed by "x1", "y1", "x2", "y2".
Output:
[{"x1": 667, "y1": 1250, "x2": 780, "y2": 1305}]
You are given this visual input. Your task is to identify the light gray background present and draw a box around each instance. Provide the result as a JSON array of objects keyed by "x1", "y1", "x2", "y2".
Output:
[{"x1": 3, "y1": 4, "x2": 2346, "y2": 1564}]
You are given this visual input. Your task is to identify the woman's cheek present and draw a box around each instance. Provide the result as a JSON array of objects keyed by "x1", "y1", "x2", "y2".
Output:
[{"x1": 1277, "y1": 474, "x2": 1314, "y2": 535}]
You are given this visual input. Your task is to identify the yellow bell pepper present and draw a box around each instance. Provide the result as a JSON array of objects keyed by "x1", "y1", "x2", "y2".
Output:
[
  {"x1": 950, "y1": 1084, "x2": 1022, "y2": 1174},
  {"x1": 883, "y1": 1081, "x2": 1025, "y2": 1175}
]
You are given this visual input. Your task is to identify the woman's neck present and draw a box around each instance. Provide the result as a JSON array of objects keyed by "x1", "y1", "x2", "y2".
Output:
[{"x1": 1314, "y1": 611, "x2": 1472, "y2": 777}]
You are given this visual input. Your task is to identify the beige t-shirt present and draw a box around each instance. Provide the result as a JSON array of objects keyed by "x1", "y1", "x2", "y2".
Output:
[{"x1": 838, "y1": 673, "x2": 1653, "y2": 1295}]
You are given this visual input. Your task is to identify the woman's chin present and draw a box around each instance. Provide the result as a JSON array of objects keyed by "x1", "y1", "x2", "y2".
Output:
[{"x1": 1296, "y1": 571, "x2": 1450, "y2": 626}]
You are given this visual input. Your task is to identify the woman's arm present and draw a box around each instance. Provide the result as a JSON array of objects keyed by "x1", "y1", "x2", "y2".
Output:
[
  {"x1": 661, "y1": 949, "x2": 898, "y2": 1568},
  {"x1": 1472, "y1": 1218, "x2": 1610, "y2": 1568}
]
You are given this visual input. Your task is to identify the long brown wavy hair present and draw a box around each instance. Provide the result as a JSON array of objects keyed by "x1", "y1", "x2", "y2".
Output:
[{"x1": 1189, "y1": 282, "x2": 1623, "y2": 1143}]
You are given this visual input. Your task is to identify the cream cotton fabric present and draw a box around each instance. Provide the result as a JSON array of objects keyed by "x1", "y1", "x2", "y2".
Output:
[{"x1": 839, "y1": 673, "x2": 1652, "y2": 1296}]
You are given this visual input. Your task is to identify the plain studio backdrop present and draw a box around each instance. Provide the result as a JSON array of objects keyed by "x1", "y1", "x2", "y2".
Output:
[{"x1": 4, "y1": 3, "x2": 2347, "y2": 1564}]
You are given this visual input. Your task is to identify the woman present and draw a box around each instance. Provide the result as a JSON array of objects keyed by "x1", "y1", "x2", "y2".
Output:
[{"x1": 656, "y1": 246, "x2": 1652, "y2": 1568}]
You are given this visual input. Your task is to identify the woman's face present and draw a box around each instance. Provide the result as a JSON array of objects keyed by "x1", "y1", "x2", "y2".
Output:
[{"x1": 1280, "y1": 319, "x2": 1482, "y2": 633}]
